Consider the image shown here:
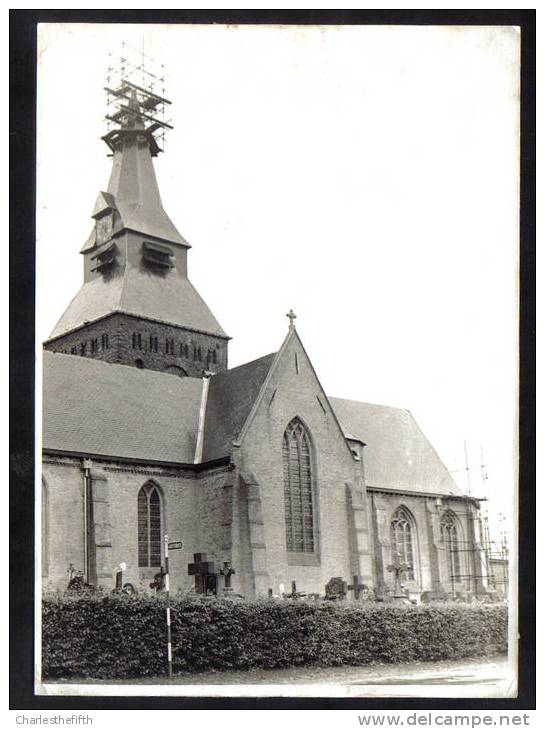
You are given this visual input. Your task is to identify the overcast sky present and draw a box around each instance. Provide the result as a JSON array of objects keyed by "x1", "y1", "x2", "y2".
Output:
[{"x1": 36, "y1": 24, "x2": 519, "y2": 543}]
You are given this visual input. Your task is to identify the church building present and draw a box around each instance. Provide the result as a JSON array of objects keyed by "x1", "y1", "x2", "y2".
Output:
[{"x1": 41, "y1": 77, "x2": 488, "y2": 600}]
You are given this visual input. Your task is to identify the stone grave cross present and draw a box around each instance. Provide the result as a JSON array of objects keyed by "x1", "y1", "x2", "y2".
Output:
[
  {"x1": 219, "y1": 560, "x2": 235, "y2": 593},
  {"x1": 188, "y1": 553, "x2": 215, "y2": 594},
  {"x1": 386, "y1": 551, "x2": 410, "y2": 597}
]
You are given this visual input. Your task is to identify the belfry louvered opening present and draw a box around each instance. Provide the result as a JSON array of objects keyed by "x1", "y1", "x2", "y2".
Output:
[
  {"x1": 283, "y1": 418, "x2": 315, "y2": 553},
  {"x1": 142, "y1": 240, "x2": 174, "y2": 269},
  {"x1": 90, "y1": 241, "x2": 117, "y2": 272}
]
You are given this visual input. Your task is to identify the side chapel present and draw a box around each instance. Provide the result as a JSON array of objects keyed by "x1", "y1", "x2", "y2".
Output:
[{"x1": 41, "y1": 76, "x2": 489, "y2": 601}]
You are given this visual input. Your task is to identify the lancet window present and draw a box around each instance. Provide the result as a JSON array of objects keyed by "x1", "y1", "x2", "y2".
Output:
[
  {"x1": 138, "y1": 483, "x2": 162, "y2": 568},
  {"x1": 441, "y1": 511, "x2": 461, "y2": 584},
  {"x1": 283, "y1": 419, "x2": 314, "y2": 553},
  {"x1": 390, "y1": 507, "x2": 415, "y2": 580}
]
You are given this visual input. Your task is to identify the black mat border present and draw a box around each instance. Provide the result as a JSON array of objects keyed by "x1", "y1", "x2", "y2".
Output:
[{"x1": 10, "y1": 8, "x2": 535, "y2": 711}]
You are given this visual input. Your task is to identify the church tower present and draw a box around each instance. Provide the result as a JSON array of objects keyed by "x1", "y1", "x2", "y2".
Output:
[{"x1": 44, "y1": 56, "x2": 228, "y2": 378}]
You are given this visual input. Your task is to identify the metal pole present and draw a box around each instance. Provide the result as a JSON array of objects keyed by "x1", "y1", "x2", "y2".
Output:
[
  {"x1": 164, "y1": 534, "x2": 172, "y2": 678},
  {"x1": 83, "y1": 468, "x2": 88, "y2": 584},
  {"x1": 82, "y1": 458, "x2": 92, "y2": 584},
  {"x1": 464, "y1": 440, "x2": 472, "y2": 496}
]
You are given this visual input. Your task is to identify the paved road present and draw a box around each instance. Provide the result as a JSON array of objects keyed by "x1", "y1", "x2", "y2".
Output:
[{"x1": 41, "y1": 655, "x2": 516, "y2": 699}]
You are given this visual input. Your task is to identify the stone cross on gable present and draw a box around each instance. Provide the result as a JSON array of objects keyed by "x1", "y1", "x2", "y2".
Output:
[
  {"x1": 286, "y1": 309, "x2": 297, "y2": 328},
  {"x1": 188, "y1": 553, "x2": 215, "y2": 594}
]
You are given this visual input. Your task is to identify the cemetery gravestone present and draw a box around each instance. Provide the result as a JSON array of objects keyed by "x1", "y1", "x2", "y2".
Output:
[
  {"x1": 188, "y1": 553, "x2": 215, "y2": 594},
  {"x1": 325, "y1": 577, "x2": 348, "y2": 600}
]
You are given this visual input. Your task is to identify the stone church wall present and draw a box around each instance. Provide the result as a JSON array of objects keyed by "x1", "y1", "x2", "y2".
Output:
[
  {"x1": 41, "y1": 455, "x2": 235, "y2": 595},
  {"x1": 237, "y1": 334, "x2": 365, "y2": 597},
  {"x1": 368, "y1": 490, "x2": 484, "y2": 597},
  {"x1": 42, "y1": 459, "x2": 86, "y2": 591},
  {"x1": 369, "y1": 492, "x2": 438, "y2": 595}
]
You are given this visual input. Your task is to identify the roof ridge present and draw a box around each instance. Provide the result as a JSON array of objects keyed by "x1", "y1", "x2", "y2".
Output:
[
  {"x1": 42, "y1": 350, "x2": 204, "y2": 383},
  {"x1": 216, "y1": 351, "x2": 277, "y2": 378},
  {"x1": 330, "y1": 395, "x2": 410, "y2": 413},
  {"x1": 234, "y1": 330, "x2": 295, "y2": 447},
  {"x1": 403, "y1": 409, "x2": 460, "y2": 490}
]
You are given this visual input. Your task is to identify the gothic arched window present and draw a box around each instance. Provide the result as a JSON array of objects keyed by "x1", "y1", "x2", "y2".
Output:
[
  {"x1": 441, "y1": 511, "x2": 461, "y2": 584},
  {"x1": 138, "y1": 483, "x2": 163, "y2": 567},
  {"x1": 283, "y1": 419, "x2": 314, "y2": 553},
  {"x1": 390, "y1": 507, "x2": 415, "y2": 580}
]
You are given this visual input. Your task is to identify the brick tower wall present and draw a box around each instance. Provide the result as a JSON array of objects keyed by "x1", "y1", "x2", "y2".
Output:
[{"x1": 44, "y1": 312, "x2": 229, "y2": 377}]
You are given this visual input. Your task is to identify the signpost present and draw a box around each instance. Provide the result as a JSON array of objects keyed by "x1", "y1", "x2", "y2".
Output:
[
  {"x1": 163, "y1": 536, "x2": 183, "y2": 678},
  {"x1": 115, "y1": 561, "x2": 126, "y2": 591}
]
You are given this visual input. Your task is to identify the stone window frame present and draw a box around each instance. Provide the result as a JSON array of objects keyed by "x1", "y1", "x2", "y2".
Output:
[
  {"x1": 137, "y1": 480, "x2": 164, "y2": 569},
  {"x1": 389, "y1": 504, "x2": 419, "y2": 583},
  {"x1": 282, "y1": 416, "x2": 320, "y2": 566},
  {"x1": 440, "y1": 509, "x2": 462, "y2": 586}
]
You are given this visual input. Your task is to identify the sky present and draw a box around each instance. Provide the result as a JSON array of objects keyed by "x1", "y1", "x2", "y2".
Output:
[{"x1": 36, "y1": 24, "x2": 520, "y2": 544}]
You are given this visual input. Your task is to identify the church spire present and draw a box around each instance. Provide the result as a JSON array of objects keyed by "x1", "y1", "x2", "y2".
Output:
[
  {"x1": 92, "y1": 51, "x2": 187, "y2": 248},
  {"x1": 45, "y1": 45, "x2": 229, "y2": 375}
]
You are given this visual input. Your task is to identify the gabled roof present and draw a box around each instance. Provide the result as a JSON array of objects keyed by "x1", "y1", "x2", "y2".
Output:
[
  {"x1": 47, "y1": 268, "x2": 228, "y2": 341},
  {"x1": 330, "y1": 397, "x2": 462, "y2": 497},
  {"x1": 42, "y1": 351, "x2": 461, "y2": 498},
  {"x1": 202, "y1": 352, "x2": 277, "y2": 462},
  {"x1": 92, "y1": 191, "x2": 116, "y2": 218},
  {"x1": 42, "y1": 352, "x2": 203, "y2": 463}
]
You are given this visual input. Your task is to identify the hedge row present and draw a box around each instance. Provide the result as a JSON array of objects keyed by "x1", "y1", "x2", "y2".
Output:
[{"x1": 42, "y1": 594, "x2": 508, "y2": 679}]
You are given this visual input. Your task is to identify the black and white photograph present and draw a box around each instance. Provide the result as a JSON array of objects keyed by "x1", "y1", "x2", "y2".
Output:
[{"x1": 10, "y1": 15, "x2": 533, "y2": 711}]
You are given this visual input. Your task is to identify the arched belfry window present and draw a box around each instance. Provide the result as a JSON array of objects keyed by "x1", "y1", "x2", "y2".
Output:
[
  {"x1": 390, "y1": 507, "x2": 415, "y2": 580},
  {"x1": 283, "y1": 418, "x2": 315, "y2": 553},
  {"x1": 138, "y1": 482, "x2": 162, "y2": 568},
  {"x1": 441, "y1": 510, "x2": 461, "y2": 584}
]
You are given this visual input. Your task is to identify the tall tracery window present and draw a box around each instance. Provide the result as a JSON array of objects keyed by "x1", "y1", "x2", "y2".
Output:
[
  {"x1": 441, "y1": 511, "x2": 461, "y2": 584},
  {"x1": 138, "y1": 483, "x2": 162, "y2": 567},
  {"x1": 390, "y1": 507, "x2": 415, "y2": 580},
  {"x1": 283, "y1": 418, "x2": 314, "y2": 553}
]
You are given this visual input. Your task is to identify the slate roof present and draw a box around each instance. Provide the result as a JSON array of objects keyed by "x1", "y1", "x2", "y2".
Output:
[
  {"x1": 202, "y1": 353, "x2": 277, "y2": 462},
  {"x1": 42, "y1": 351, "x2": 461, "y2": 497},
  {"x1": 47, "y1": 268, "x2": 228, "y2": 340},
  {"x1": 330, "y1": 397, "x2": 462, "y2": 497},
  {"x1": 42, "y1": 351, "x2": 203, "y2": 463}
]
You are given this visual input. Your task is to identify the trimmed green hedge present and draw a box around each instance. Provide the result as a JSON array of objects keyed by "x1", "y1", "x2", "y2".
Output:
[{"x1": 42, "y1": 594, "x2": 508, "y2": 679}]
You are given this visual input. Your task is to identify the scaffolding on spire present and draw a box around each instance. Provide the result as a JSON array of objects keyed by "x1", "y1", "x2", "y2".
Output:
[{"x1": 102, "y1": 40, "x2": 173, "y2": 157}]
